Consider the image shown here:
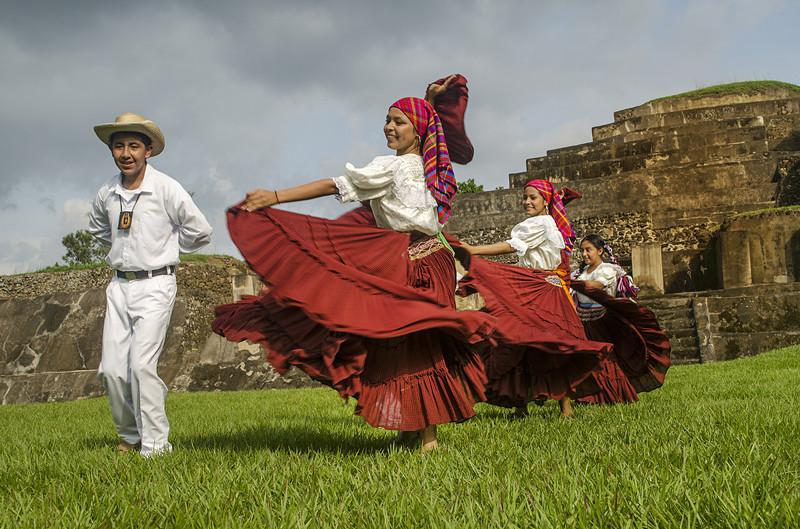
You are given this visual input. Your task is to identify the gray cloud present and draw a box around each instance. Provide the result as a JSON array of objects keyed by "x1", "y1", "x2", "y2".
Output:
[
  {"x1": 39, "y1": 198, "x2": 55, "y2": 213},
  {"x1": 1, "y1": 0, "x2": 798, "y2": 272}
]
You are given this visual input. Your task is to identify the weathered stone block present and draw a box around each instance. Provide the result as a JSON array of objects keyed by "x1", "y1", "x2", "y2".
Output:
[
  {"x1": 718, "y1": 231, "x2": 752, "y2": 288},
  {"x1": 632, "y1": 243, "x2": 664, "y2": 294}
]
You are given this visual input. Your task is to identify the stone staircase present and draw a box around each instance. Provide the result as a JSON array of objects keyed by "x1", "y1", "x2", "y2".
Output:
[
  {"x1": 517, "y1": 119, "x2": 769, "y2": 184},
  {"x1": 640, "y1": 294, "x2": 701, "y2": 364},
  {"x1": 638, "y1": 281, "x2": 800, "y2": 365},
  {"x1": 504, "y1": 93, "x2": 800, "y2": 190},
  {"x1": 595, "y1": 96, "x2": 800, "y2": 141}
]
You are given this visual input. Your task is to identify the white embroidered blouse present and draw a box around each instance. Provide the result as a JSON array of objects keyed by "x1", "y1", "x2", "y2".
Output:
[
  {"x1": 573, "y1": 262, "x2": 625, "y2": 306},
  {"x1": 332, "y1": 154, "x2": 441, "y2": 235},
  {"x1": 505, "y1": 215, "x2": 565, "y2": 270}
]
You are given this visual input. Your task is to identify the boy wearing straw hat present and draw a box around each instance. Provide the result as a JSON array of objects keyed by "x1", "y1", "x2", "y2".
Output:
[{"x1": 88, "y1": 112, "x2": 212, "y2": 457}]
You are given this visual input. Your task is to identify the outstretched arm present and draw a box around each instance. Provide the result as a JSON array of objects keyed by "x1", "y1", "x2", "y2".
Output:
[
  {"x1": 461, "y1": 241, "x2": 515, "y2": 256},
  {"x1": 241, "y1": 179, "x2": 339, "y2": 211}
]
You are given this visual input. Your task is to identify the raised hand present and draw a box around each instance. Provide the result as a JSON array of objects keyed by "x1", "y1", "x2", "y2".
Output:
[
  {"x1": 425, "y1": 74, "x2": 457, "y2": 103},
  {"x1": 241, "y1": 188, "x2": 279, "y2": 211}
]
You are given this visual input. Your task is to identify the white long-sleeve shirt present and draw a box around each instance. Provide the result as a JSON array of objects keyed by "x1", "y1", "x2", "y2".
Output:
[
  {"x1": 573, "y1": 262, "x2": 625, "y2": 306},
  {"x1": 505, "y1": 215, "x2": 565, "y2": 270},
  {"x1": 88, "y1": 164, "x2": 212, "y2": 271},
  {"x1": 332, "y1": 154, "x2": 441, "y2": 235}
]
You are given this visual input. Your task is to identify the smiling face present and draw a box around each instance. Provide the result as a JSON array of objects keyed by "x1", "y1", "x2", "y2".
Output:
[
  {"x1": 384, "y1": 107, "x2": 419, "y2": 156},
  {"x1": 110, "y1": 132, "x2": 152, "y2": 180},
  {"x1": 522, "y1": 186, "x2": 548, "y2": 216},
  {"x1": 580, "y1": 239, "x2": 604, "y2": 268}
]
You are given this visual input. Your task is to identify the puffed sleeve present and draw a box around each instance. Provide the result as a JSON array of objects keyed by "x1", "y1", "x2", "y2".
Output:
[
  {"x1": 332, "y1": 156, "x2": 399, "y2": 203},
  {"x1": 505, "y1": 216, "x2": 563, "y2": 256},
  {"x1": 594, "y1": 263, "x2": 620, "y2": 289}
]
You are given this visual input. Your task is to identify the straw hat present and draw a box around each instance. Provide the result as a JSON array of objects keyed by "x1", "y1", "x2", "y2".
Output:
[{"x1": 94, "y1": 112, "x2": 165, "y2": 156}]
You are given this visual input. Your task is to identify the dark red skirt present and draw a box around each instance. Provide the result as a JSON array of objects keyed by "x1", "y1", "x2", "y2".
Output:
[
  {"x1": 212, "y1": 206, "x2": 494, "y2": 431},
  {"x1": 571, "y1": 281, "x2": 672, "y2": 404},
  {"x1": 456, "y1": 256, "x2": 612, "y2": 407}
]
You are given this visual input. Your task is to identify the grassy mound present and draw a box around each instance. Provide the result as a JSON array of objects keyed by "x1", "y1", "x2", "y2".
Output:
[
  {"x1": 650, "y1": 80, "x2": 800, "y2": 103},
  {"x1": 1, "y1": 346, "x2": 798, "y2": 528}
]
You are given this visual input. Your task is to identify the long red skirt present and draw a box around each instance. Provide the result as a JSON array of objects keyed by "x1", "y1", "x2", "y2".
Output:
[
  {"x1": 571, "y1": 281, "x2": 672, "y2": 404},
  {"x1": 456, "y1": 256, "x2": 612, "y2": 408},
  {"x1": 212, "y1": 206, "x2": 494, "y2": 431}
]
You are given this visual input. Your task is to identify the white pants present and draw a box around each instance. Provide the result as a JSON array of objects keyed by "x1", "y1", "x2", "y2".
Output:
[{"x1": 98, "y1": 274, "x2": 177, "y2": 456}]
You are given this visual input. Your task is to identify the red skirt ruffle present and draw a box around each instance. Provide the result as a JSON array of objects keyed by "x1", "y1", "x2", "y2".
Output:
[
  {"x1": 457, "y1": 256, "x2": 612, "y2": 407},
  {"x1": 571, "y1": 281, "x2": 672, "y2": 404},
  {"x1": 212, "y1": 206, "x2": 494, "y2": 431}
]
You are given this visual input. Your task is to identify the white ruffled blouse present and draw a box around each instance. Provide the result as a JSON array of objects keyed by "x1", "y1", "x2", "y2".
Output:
[
  {"x1": 573, "y1": 262, "x2": 625, "y2": 305},
  {"x1": 505, "y1": 215, "x2": 565, "y2": 270},
  {"x1": 332, "y1": 154, "x2": 441, "y2": 235}
]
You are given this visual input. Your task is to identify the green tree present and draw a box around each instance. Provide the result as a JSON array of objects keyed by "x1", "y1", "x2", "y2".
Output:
[
  {"x1": 61, "y1": 230, "x2": 109, "y2": 265},
  {"x1": 457, "y1": 178, "x2": 484, "y2": 193}
]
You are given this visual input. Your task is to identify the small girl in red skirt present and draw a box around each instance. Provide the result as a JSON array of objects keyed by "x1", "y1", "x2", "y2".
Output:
[
  {"x1": 571, "y1": 234, "x2": 671, "y2": 403},
  {"x1": 456, "y1": 180, "x2": 612, "y2": 417}
]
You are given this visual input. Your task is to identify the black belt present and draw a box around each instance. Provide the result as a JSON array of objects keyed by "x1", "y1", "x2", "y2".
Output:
[{"x1": 115, "y1": 265, "x2": 176, "y2": 280}]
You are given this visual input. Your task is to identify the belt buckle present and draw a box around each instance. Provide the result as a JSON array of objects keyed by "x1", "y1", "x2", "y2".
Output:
[{"x1": 124, "y1": 271, "x2": 137, "y2": 281}]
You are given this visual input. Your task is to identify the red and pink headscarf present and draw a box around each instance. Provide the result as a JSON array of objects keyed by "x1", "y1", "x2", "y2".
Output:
[
  {"x1": 390, "y1": 97, "x2": 457, "y2": 224},
  {"x1": 525, "y1": 179, "x2": 578, "y2": 254}
]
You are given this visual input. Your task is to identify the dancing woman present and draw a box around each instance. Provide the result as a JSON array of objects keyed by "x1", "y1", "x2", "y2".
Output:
[
  {"x1": 457, "y1": 180, "x2": 612, "y2": 417},
  {"x1": 571, "y1": 234, "x2": 671, "y2": 403},
  {"x1": 213, "y1": 96, "x2": 494, "y2": 451}
]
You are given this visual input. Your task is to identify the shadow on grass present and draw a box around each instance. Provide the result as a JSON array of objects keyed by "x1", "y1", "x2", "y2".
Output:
[
  {"x1": 181, "y1": 423, "x2": 395, "y2": 454},
  {"x1": 471, "y1": 401, "x2": 564, "y2": 422},
  {"x1": 82, "y1": 421, "x2": 397, "y2": 455}
]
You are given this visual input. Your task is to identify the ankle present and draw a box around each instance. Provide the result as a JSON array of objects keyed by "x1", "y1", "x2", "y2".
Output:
[
  {"x1": 420, "y1": 425, "x2": 438, "y2": 452},
  {"x1": 559, "y1": 397, "x2": 574, "y2": 417}
]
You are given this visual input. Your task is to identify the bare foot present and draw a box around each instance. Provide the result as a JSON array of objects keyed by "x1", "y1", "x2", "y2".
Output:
[
  {"x1": 420, "y1": 425, "x2": 438, "y2": 453},
  {"x1": 559, "y1": 397, "x2": 574, "y2": 418}
]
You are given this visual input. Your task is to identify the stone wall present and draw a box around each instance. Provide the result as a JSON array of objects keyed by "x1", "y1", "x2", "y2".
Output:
[
  {"x1": 448, "y1": 86, "x2": 800, "y2": 294},
  {"x1": 717, "y1": 208, "x2": 800, "y2": 287},
  {"x1": 775, "y1": 156, "x2": 800, "y2": 206},
  {"x1": 0, "y1": 258, "x2": 314, "y2": 405},
  {"x1": 447, "y1": 84, "x2": 800, "y2": 359}
]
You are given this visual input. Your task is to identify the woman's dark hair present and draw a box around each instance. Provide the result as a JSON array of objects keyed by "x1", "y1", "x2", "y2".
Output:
[
  {"x1": 576, "y1": 233, "x2": 638, "y2": 298},
  {"x1": 577, "y1": 233, "x2": 618, "y2": 274},
  {"x1": 108, "y1": 131, "x2": 152, "y2": 147}
]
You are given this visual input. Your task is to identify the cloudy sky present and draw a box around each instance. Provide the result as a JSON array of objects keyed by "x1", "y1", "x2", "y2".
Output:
[{"x1": 1, "y1": 0, "x2": 798, "y2": 274}]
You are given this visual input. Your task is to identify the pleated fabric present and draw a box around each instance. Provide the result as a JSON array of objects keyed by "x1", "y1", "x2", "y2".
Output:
[{"x1": 213, "y1": 206, "x2": 494, "y2": 431}]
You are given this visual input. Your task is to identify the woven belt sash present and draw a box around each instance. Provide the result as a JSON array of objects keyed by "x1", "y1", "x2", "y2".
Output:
[
  {"x1": 576, "y1": 304, "x2": 607, "y2": 322},
  {"x1": 408, "y1": 236, "x2": 445, "y2": 261}
]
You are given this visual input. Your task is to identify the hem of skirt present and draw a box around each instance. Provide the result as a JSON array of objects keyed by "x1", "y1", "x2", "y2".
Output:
[{"x1": 355, "y1": 366, "x2": 478, "y2": 431}]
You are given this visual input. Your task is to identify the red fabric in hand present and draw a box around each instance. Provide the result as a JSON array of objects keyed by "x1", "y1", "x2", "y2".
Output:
[{"x1": 428, "y1": 74, "x2": 474, "y2": 165}]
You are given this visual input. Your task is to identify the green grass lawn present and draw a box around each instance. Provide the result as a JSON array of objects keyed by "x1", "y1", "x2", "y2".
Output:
[{"x1": 2, "y1": 347, "x2": 798, "y2": 528}]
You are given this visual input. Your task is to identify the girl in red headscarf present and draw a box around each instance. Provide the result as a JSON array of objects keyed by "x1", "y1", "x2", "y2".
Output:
[
  {"x1": 212, "y1": 97, "x2": 493, "y2": 451},
  {"x1": 456, "y1": 180, "x2": 612, "y2": 417}
]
